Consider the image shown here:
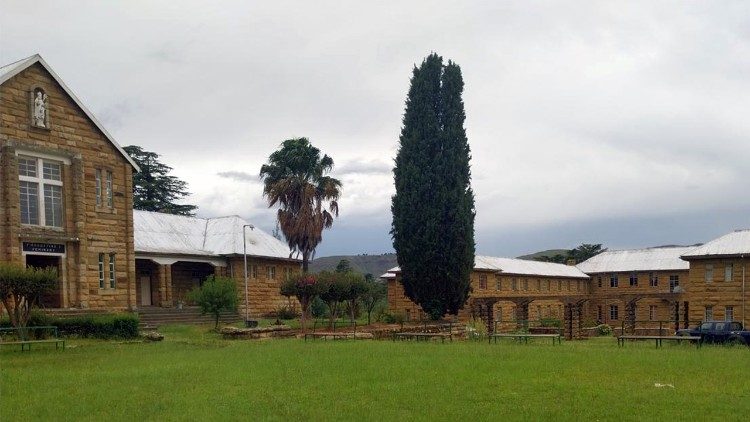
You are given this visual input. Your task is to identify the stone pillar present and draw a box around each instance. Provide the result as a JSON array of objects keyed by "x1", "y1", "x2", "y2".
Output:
[
  {"x1": 71, "y1": 156, "x2": 88, "y2": 308},
  {"x1": 514, "y1": 300, "x2": 530, "y2": 330},
  {"x1": 157, "y1": 264, "x2": 168, "y2": 307},
  {"x1": 683, "y1": 301, "x2": 689, "y2": 329},
  {"x1": 673, "y1": 301, "x2": 680, "y2": 333},
  {"x1": 165, "y1": 264, "x2": 173, "y2": 306},
  {"x1": 564, "y1": 302, "x2": 583, "y2": 340},
  {"x1": 625, "y1": 299, "x2": 637, "y2": 335}
]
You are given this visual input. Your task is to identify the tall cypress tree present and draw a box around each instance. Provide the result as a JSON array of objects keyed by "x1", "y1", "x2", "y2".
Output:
[{"x1": 391, "y1": 54, "x2": 475, "y2": 319}]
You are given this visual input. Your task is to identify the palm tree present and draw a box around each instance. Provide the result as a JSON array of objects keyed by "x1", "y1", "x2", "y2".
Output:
[{"x1": 259, "y1": 138, "x2": 342, "y2": 271}]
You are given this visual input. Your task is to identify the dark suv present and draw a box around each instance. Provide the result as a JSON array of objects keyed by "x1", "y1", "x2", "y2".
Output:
[{"x1": 677, "y1": 321, "x2": 750, "y2": 345}]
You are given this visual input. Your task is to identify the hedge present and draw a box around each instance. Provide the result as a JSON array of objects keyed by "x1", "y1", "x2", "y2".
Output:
[{"x1": 0, "y1": 313, "x2": 140, "y2": 339}]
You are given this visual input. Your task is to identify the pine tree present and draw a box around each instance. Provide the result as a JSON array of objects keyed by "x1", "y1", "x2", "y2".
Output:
[
  {"x1": 391, "y1": 53, "x2": 475, "y2": 319},
  {"x1": 124, "y1": 145, "x2": 197, "y2": 216}
]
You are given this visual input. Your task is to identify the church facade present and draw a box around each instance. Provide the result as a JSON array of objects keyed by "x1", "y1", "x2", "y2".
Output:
[{"x1": 0, "y1": 54, "x2": 139, "y2": 310}]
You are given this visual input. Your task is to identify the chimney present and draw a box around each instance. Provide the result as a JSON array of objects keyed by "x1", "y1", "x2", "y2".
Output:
[{"x1": 566, "y1": 259, "x2": 576, "y2": 266}]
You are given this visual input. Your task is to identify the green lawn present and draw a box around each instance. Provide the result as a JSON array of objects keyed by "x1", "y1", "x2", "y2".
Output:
[{"x1": 1, "y1": 326, "x2": 748, "y2": 421}]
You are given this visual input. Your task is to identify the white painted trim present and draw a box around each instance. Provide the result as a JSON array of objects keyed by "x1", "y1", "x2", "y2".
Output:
[
  {"x1": 135, "y1": 254, "x2": 227, "y2": 267},
  {"x1": 15, "y1": 149, "x2": 71, "y2": 165},
  {"x1": 0, "y1": 54, "x2": 140, "y2": 172}
]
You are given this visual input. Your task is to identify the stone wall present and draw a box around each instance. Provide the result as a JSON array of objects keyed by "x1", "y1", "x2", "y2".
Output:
[
  {"x1": 0, "y1": 62, "x2": 136, "y2": 310},
  {"x1": 227, "y1": 256, "x2": 301, "y2": 318},
  {"x1": 684, "y1": 258, "x2": 749, "y2": 326}
]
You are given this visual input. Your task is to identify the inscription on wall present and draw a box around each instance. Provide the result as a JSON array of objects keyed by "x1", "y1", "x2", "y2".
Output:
[{"x1": 22, "y1": 242, "x2": 65, "y2": 254}]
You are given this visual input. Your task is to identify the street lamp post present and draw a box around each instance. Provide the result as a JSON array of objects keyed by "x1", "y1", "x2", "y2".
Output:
[{"x1": 242, "y1": 224, "x2": 255, "y2": 326}]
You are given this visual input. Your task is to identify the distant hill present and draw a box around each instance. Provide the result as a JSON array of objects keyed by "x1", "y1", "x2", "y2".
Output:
[
  {"x1": 516, "y1": 249, "x2": 570, "y2": 261},
  {"x1": 310, "y1": 253, "x2": 398, "y2": 277}
]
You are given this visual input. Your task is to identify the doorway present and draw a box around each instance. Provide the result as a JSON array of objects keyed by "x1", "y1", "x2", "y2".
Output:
[
  {"x1": 140, "y1": 275, "x2": 153, "y2": 306},
  {"x1": 25, "y1": 254, "x2": 62, "y2": 308}
]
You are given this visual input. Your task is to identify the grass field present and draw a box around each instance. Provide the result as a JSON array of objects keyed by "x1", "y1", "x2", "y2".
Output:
[{"x1": 2, "y1": 325, "x2": 749, "y2": 421}]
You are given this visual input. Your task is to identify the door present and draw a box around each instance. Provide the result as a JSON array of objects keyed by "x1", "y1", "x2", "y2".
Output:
[
  {"x1": 26, "y1": 254, "x2": 62, "y2": 308},
  {"x1": 140, "y1": 276, "x2": 152, "y2": 306}
]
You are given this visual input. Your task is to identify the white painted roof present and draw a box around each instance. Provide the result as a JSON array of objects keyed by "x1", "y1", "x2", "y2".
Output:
[
  {"x1": 681, "y1": 230, "x2": 750, "y2": 258},
  {"x1": 385, "y1": 257, "x2": 588, "y2": 279},
  {"x1": 379, "y1": 271, "x2": 397, "y2": 280},
  {"x1": 576, "y1": 246, "x2": 693, "y2": 273},
  {"x1": 0, "y1": 54, "x2": 139, "y2": 171},
  {"x1": 134, "y1": 210, "x2": 296, "y2": 260}
]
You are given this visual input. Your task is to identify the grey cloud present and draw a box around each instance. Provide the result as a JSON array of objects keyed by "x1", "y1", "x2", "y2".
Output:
[
  {"x1": 336, "y1": 159, "x2": 392, "y2": 176},
  {"x1": 216, "y1": 171, "x2": 259, "y2": 183}
]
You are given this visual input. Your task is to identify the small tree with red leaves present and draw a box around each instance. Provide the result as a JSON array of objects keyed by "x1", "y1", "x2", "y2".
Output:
[{"x1": 280, "y1": 273, "x2": 323, "y2": 333}]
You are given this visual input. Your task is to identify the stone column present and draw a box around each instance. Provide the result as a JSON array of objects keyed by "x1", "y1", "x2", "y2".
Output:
[
  {"x1": 165, "y1": 264, "x2": 173, "y2": 306},
  {"x1": 564, "y1": 302, "x2": 583, "y2": 340},
  {"x1": 673, "y1": 301, "x2": 680, "y2": 333},
  {"x1": 157, "y1": 264, "x2": 168, "y2": 307},
  {"x1": 71, "y1": 156, "x2": 88, "y2": 308},
  {"x1": 625, "y1": 299, "x2": 638, "y2": 335},
  {"x1": 514, "y1": 300, "x2": 530, "y2": 330}
]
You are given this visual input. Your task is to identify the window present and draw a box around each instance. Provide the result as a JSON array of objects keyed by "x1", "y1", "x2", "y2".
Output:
[
  {"x1": 497, "y1": 306, "x2": 503, "y2": 321},
  {"x1": 597, "y1": 276, "x2": 602, "y2": 288},
  {"x1": 597, "y1": 305, "x2": 603, "y2": 321},
  {"x1": 267, "y1": 266, "x2": 276, "y2": 280},
  {"x1": 511, "y1": 278, "x2": 517, "y2": 291},
  {"x1": 705, "y1": 306, "x2": 713, "y2": 321},
  {"x1": 545, "y1": 280, "x2": 550, "y2": 291},
  {"x1": 669, "y1": 275, "x2": 679, "y2": 292},
  {"x1": 609, "y1": 305, "x2": 619, "y2": 320},
  {"x1": 18, "y1": 155, "x2": 63, "y2": 227},
  {"x1": 557, "y1": 280, "x2": 562, "y2": 290},
  {"x1": 649, "y1": 305, "x2": 657, "y2": 321},
  {"x1": 536, "y1": 279, "x2": 541, "y2": 291},
  {"x1": 725, "y1": 306, "x2": 734, "y2": 321},
  {"x1": 405, "y1": 309, "x2": 411, "y2": 322},
  {"x1": 106, "y1": 170, "x2": 113, "y2": 207},
  {"x1": 566, "y1": 281, "x2": 571, "y2": 291},
  {"x1": 251, "y1": 265, "x2": 258, "y2": 279},
  {"x1": 610, "y1": 274, "x2": 618, "y2": 288},
  {"x1": 495, "y1": 279, "x2": 501, "y2": 291},
  {"x1": 629, "y1": 273, "x2": 638, "y2": 287},
  {"x1": 284, "y1": 267, "x2": 292, "y2": 280},
  {"x1": 108, "y1": 253, "x2": 116, "y2": 288},
  {"x1": 98, "y1": 253, "x2": 105, "y2": 288},
  {"x1": 479, "y1": 274, "x2": 487, "y2": 289},
  {"x1": 95, "y1": 169, "x2": 102, "y2": 206},
  {"x1": 705, "y1": 264, "x2": 713, "y2": 283},
  {"x1": 523, "y1": 279, "x2": 528, "y2": 291},
  {"x1": 649, "y1": 272, "x2": 658, "y2": 287},
  {"x1": 725, "y1": 264, "x2": 733, "y2": 282}
]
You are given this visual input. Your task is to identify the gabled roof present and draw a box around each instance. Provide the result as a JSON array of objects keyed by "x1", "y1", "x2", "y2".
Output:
[
  {"x1": 681, "y1": 230, "x2": 750, "y2": 259},
  {"x1": 134, "y1": 210, "x2": 296, "y2": 260},
  {"x1": 576, "y1": 246, "x2": 693, "y2": 274},
  {"x1": 0, "y1": 54, "x2": 139, "y2": 171},
  {"x1": 384, "y1": 256, "x2": 589, "y2": 279}
]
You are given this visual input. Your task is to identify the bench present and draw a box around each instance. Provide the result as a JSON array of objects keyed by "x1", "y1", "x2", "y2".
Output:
[
  {"x1": 489, "y1": 333, "x2": 562, "y2": 345},
  {"x1": 392, "y1": 321, "x2": 456, "y2": 343},
  {"x1": 393, "y1": 331, "x2": 453, "y2": 343},
  {"x1": 0, "y1": 326, "x2": 65, "y2": 351},
  {"x1": 617, "y1": 335, "x2": 702, "y2": 348},
  {"x1": 304, "y1": 320, "x2": 358, "y2": 341}
]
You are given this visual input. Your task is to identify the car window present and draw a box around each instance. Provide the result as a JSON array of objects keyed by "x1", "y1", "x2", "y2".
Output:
[
  {"x1": 715, "y1": 323, "x2": 725, "y2": 331},
  {"x1": 701, "y1": 323, "x2": 712, "y2": 331},
  {"x1": 730, "y1": 322, "x2": 742, "y2": 331}
]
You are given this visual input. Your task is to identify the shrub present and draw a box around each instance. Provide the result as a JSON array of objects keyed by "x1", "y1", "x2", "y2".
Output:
[
  {"x1": 188, "y1": 276, "x2": 238, "y2": 330},
  {"x1": 466, "y1": 319, "x2": 487, "y2": 341},
  {"x1": 540, "y1": 318, "x2": 562, "y2": 328},
  {"x1": 596, "y1": 324, "x2": 613, "y2": 336},
  {"x1": 280, "y1": 273, "x2": 324, "y2": 332},
  {"x1": 275, "y1": 305, "x2": 299, "y2": 320},
  {"x1": 0, "y1": 313, "x2": 139, "y2": 339},
  {"x1": 0, "y1": 263, "x2": 58, "y2": 328},
  {"x1": 310, "y1": 296, "x2": 328, "y2": 318}
]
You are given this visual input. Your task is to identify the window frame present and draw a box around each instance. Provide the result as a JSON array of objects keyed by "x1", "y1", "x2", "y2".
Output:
[
  {"x1": 725, "y1": 306, "x2": 734, "y2": 322},
  {"x1": 609, "y1": 305, "x2": 619, "y2": 320},
  {"x1": 705, "y1": 305, "x2": 713, "y2": 321},
  {"x1": 18, "y1": 155, "x2": 64, "y2": 227},
  {"x1": 479, "y1": 274, "x2": 487, "y2": 290},
  {"x1": 649, "y1": 272, "x2": 658, "y2": 287},
  {"x1": 108, "y1": 253, "x2": 116, "y2": 288},
  {"x1": 98, "y1": 253, "x2": 105, "y2": 289},
  {"x1": 267, "y1": 265, "x2": 276, "y2": 280},
  {"x1": 106, "y1": 170, "x2": 113, "y2": 208},
  {"x1": 705, "y1": 264, "x2": 713, "y2": 283},
  {"x1": 629, "y1": 273, "x2": 638, "y2": 287},
  {"x1": 610, "y1": 274, "x2": 618, "y2": 288},
  {"x1": 724, "y1": 264, "x2": 733, "y2": 282}
]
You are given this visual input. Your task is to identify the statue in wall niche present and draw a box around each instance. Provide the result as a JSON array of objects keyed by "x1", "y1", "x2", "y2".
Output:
[{"x1": 31, "y1": 88, "x2": 49, "y2": 128}]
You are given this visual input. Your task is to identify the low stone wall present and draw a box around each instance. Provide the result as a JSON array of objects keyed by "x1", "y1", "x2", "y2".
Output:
[{"x1": 220, "y1": 325, "x2": 294, "y2": 340}]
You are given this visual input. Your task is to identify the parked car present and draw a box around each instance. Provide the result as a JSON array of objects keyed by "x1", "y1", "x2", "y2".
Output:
[{"x1": 676, "y1": 321, "x2": 750, "y2": 345}]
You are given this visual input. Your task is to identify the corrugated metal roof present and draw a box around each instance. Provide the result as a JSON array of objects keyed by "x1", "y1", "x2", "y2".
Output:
[
  {"x1": 134, "y1": 210, "x2": 296, "y2": 260},
  {"x1": 384, "y1": 256, "x2": 589, "y2": 279},
  {"x1": 681, "y1": 230, "x2": 750, "y2": 258},
  {"x1": 576, "y1": 246, "x2": 693, "y2": 273}
]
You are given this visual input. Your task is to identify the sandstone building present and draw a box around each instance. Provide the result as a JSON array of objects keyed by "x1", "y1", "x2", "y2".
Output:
[
  {"x1": 134, "y1": 210, "x2": 300, "y2": 317},
  {"x1": 0, "y1": 54, "x2": 140, "y2": 310}
]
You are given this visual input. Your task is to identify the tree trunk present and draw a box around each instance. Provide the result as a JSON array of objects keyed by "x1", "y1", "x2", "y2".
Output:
[{"x1": 302, "y1": 251, "x2": 310, "y2": 273}]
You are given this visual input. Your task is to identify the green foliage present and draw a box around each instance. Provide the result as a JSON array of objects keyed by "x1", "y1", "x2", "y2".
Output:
[
  {"x1": 259, "y1": 138, "x2": 342, "y2": 272},
  {"x1": 310, "y1": 296, "x2": 328, "y2": 318},
  {"x1": 188, "y1": 276, "x2": 238, "y2": 329},
  {"x1": 274, "y1": 305, "x2": 299, "y2": 320},
  {"x1": 280, "y1": 273, "x2": 324, "y2": 332},
  {"x1": 540, "y1": 318, "x2": 562, "y2": 328},
  {"x1": 317, "y1": 271, "x2": 348, "y2": 325},
  {"x1": 0, "y1": 313, "x2": 139, "y2": 339},
  {"x1": 392, "y1": 53, "x2": 475, "y2": 320},
  {"x1": 0, "y1": 263, "x2": 58, "y2": 328},
  {"x1": 360, "y1": 280, "x2": 387, "y2": 325},
  {"x1": 596, "y1": 324, "x2": 613, "y2": 336},
  {"x1": 533, "y1": 244, "x2": 606, "y2": 264},
  {"x1": 466, "y1": 318, "x2": 487, "y2": 341},
  {"x1": 335, "y1": 259, "x2": 352, "y2": 273},
  {"x1": 123, "y1": 145, "x2": 197, "y2": 216}
]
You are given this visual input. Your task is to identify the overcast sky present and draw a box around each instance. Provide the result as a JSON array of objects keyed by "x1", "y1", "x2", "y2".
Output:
[{"x1": 2, "y1": 1, "x2": 749, "y2": 257}]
